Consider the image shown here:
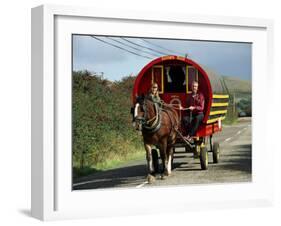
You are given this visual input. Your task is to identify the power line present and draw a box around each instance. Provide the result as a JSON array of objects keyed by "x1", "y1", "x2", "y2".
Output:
[
  {"x1": 141, "y1": 39, "x2": 186, "y2": 56},
  {"x1": 91, "y1": 36, "x2": 153, "y2": 60},
  {"x1": 121, "y1": 38, "x2": 170, "y2": 56},
  {"x1": 106, "y1": 37, "x2": 159, "y2": 58}
]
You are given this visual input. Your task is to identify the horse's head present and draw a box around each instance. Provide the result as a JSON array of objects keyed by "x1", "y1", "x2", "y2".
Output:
[
  {"x1": 131, "y1": 95, "x2": 158, "y2": 132},
  {"x1": 131, "y1": 95, "x2": 146, "y2": 131}
]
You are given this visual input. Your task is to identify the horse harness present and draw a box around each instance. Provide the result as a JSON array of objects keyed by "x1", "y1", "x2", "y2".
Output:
[{"x1": 136, "y1": 99, "x2": 178, "y2": 134}]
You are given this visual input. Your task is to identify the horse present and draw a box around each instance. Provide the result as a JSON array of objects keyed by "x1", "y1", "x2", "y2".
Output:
[{"x1": 132, "y1": 96, "x2": 180, "y2": 183}]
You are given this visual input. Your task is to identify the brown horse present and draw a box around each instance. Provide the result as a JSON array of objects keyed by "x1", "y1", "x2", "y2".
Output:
[{"x1": 132, "y1": 96, "x2": 180, "y2": 183}]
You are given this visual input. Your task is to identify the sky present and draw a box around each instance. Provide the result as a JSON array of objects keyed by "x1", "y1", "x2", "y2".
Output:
[{"x1": 72, "y1": 35, "x2": 252, "y2": 81}]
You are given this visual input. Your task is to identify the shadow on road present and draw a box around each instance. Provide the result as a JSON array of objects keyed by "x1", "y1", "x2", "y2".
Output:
[
  {"x1": 73, "y1": 163, "x2": 147, "y2": 190},
  {"x1": 73, "y1": 143, "x2": 252, "y2": 190},
  {"x1": 219, "y1": 144, "x2": 252, "y2": 173}
]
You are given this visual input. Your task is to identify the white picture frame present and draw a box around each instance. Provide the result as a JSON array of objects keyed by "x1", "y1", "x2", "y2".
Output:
[{"x1": 31, "y1": 4, "x2": 274, "y2": 221}]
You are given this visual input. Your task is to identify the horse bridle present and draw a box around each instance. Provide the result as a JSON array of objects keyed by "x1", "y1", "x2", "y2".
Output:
[{"x1": 135, "y1": 98, "x2": 162, "y2": 133}]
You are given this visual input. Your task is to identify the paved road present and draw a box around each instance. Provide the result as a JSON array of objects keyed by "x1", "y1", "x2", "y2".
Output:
[{"x1": 73, "y1": 118, "x2": 252, "y2": 190}]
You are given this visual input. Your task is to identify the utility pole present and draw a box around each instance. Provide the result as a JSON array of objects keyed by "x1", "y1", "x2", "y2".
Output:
[{"x1": 233, "y1": 92, "x2": 236, "y2": 117}]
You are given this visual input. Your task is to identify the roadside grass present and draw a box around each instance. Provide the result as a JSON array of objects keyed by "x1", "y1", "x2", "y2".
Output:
[
  {"x1": 223, "y1": 116, "x2": 238, "y2": 125},
  {"x1": 73, "y1": 146, "x2": 145, "y2": 179},
  {"x1": 72, "y1": 166, "x2": 99, "y2": 178},
  {"x1": 94, "y1": 147, "x2": 145, "y2": 170}
]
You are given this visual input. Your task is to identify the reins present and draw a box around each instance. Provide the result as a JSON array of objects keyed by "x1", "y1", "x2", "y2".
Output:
[
  {"x1": 135, "y1": 98, "x2": 191, "y2": 136},
  {"x1": 160, "y1": 101, "x2": 195, "y2": 148},
  {"x1": 141, "y1": 99, "x2": 162, "y2": 133},
  {"x1": 160, "y1": 101, "x2": 189, "y2": 111}
]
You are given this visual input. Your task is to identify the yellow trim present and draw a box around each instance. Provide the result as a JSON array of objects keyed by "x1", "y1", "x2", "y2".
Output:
[
  {"x1": 207, "y1": 116, "x2": 226, "y2": 124},
  {"x1": 186, "y1": 65, "x2": 189, "y2": 93},
  {"x1": 209, "y1": 110, "x2": 227, "y2": 116},
  {"x1": 213, "y1": 94, "x2": 229, "y2": 99},
  {"x1": 176, "y1": 56, "x2": 185, "y2": 61},
  {"x1": 152, "y1": 65, "x2": 164, "y2": 94},
  {"x1": 211, "y1": 102, "x2": 229, "y2": 107},
  {"x1": 186, "y1": 66, "x2": 199, "y2": 93},
  {"x1": 161, "y1": 56, "x2": 174, "y2": 61}
]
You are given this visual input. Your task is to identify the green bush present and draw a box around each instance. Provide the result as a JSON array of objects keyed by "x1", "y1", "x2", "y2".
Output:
[
  {"x1": 237, "y1": 98, "x2": 252, "y2": 116},
  {"x1": 72, "y1": 71, "x2": 142, "y2": 172}
]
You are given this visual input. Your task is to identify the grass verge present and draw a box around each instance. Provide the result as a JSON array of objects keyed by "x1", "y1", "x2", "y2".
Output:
[
  {"x1": 73, "y1": 147, "x2": 145, "y2": 179},
  {"x1": 223, "y1": 117, "x2": 238, "y2": 125}
]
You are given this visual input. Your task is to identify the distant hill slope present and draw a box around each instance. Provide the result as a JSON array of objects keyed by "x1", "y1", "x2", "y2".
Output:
[
  {"x1": 221, "y1": 75, "x2": 251, "y2": 93},
  {"x1": 196, "y1": 67, "x2": 251, "y2": 119},
  {"x1": 200, "y1": 65, "x2": 251, "y2": 94},
  {"x1": 200, "y1": 65, "x2": 226, "y2": 94}
]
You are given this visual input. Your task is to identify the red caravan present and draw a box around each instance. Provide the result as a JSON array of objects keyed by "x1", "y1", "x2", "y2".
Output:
[{"x1": 132, "y1": 55, "x2": 228, "y2": 138}]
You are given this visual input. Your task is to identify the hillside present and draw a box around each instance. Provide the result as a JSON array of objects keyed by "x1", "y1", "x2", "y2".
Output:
[
  {"x1": 199, "y1": 65, "x2": 251, "y2": 95},
  {"x1": 220, "y1": 75, "x2": 251, "y2": 117},
  {"x1": 221, "y1": 75, "x2": 251, "y2": 94}
]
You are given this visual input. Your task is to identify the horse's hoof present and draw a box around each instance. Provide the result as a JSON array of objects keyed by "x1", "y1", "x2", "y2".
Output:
[
  {"x1": 147, "y1": 174, "x2": 155, "y2": 184},
  {"x1": 160, "y1": 174, "x2": 167, "y2": 180},
  {"x1": 164, "y1": 170, "x2": 171, "y2": 177}
]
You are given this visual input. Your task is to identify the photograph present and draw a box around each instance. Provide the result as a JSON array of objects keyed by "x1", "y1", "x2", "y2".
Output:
[{"x1": 72, "y1": 35, "x2": 252, "y2": 190}]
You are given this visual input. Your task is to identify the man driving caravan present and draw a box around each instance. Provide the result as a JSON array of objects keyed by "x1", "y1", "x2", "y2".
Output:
[{"x1": 180, "y1": 80, "x2": 205, "y2": 142}]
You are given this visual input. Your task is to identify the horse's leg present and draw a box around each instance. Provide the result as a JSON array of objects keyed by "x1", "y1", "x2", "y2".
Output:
[
  {"x1": 159, "y1": 145, "x2": 165, "y2": 176},
  {"x1": 144, "y1": 143, "x2": 155, "y2": 183},
  {"x1": 166, "y1": 145, "x2": 173, "y2": 175},
  {"x1": 159, "y1": 139, "x2": 169, "y2": 179}
]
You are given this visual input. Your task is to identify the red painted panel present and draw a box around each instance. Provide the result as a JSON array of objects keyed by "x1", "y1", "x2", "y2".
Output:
[
  {"x1": 195, "y1": 122, "x2": 222, "y2": 137},
  {"x1": 138, "y1": 69, "x2": 152, "y2": 97},
  {"x1": 161, "y1": 93, "x2": 187, "y2": 122}
]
